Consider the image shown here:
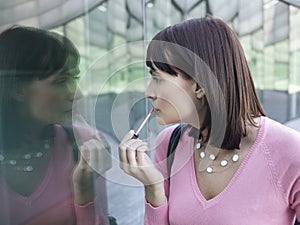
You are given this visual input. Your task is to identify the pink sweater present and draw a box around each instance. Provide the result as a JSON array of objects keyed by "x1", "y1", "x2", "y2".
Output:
[
  {"x1": 0, "y1": 125, "x2": 109, "y2": 225},
  {"x1": 145, "y1": 117, "x2": 300, "y2": 225}
]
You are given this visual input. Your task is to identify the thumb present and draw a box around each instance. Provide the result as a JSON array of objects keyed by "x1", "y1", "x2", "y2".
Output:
[
  {"x1": 120, "y1": 130, "x2": 136, "y2": 144},
  {"x1": 78, "y1": 145, "x2": 90, "y2": 168}
]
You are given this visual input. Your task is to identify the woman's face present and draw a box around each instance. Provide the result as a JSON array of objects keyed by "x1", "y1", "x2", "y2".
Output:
[
  {"x1": 146, "y1": 66, "x2": 201, "y2": 127},
  {"x1": 20, "y1": 73, "x2": 82, "y2": 126}
]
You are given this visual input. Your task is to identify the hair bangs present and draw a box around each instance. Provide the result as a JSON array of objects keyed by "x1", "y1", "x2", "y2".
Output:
[{"x1": 146, "y1": 38, "x2": 177, "y2": 76}]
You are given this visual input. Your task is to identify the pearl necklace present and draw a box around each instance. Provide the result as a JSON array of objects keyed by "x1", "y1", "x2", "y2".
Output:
[
  {"x1": 0, "y1": 139, "x2": 51, "y2": 172},
  {"x1": 195, "y1": 136, "x2": 239, "y2": 174}
]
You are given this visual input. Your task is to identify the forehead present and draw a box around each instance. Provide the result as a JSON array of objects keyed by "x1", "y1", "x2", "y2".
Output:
[
  {"x1": 59, "y1": 66, "x2": 80, "y2": 76},
  {"x1": 45, "y1": 66, "x2": 80, "y2": 79}
]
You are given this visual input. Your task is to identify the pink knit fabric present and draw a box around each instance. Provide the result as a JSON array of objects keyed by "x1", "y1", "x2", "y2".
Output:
[
  {"x1": 0, "y1": 125, "x2": 109, "y2": 225},
  {"x1": 145, "y1": 117, "x2": 300, "y2": 225}
]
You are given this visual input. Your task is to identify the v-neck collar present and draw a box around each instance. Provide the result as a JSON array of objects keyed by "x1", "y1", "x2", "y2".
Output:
[
  {"x1": 0, "y1": 134, "x2": 56, "y2": 202},
  {"x1": 187, "y1": 116, "x2": 265, "y2": 206}
]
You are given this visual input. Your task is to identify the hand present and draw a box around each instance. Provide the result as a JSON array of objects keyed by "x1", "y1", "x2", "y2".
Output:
[
  {"x1": 119, "y1": 130, "x2": 166, "y2": 206},
  {"x1": 119, "y1": 130, "x2": 164, "y2": 186},
  {"x1": 72, "y1": 137, "x2": 111, "y2": 204}
]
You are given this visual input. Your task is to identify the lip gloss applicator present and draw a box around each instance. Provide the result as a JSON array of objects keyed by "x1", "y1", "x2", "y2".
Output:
[{"x1": 133, "y1": 108, "x2": 155, "y2": 138}]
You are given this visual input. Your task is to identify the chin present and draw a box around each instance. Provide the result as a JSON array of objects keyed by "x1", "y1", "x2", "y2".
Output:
[
  {"x1": 156, "y1": 117, "x2": 167, "y2": 125},
  {"x1": 156, "y1": 116, "x2": 179, "y2": 125},
  {"x1": 56, "y1": 115, "x2": 72, "y2": 126}
]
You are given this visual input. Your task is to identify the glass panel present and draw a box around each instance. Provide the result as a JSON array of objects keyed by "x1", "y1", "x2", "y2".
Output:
[{"x1": 1, "y1": 1, "x2": 300, "y2": 225}]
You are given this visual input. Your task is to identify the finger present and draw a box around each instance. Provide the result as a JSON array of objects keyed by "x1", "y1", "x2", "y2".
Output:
[
  {"x1": 126, "y1": 147, "x2": 138, "y2": 166},
  {"x1": 119, "y1": 133, "x2": 140, "y2": 164},
  {"x1": 79, "y1": 139, "x2": 98, "y2": 169},
  {"x1": 85, "y1": 139, "x2": 105, "y2": 173},
  {"x1": 128, "y1": 140, "x2": 150, "y2": 166},
  {"x1": 136, "y1": 145, "x2": 149, "y2": 152},
  {"x1": 78, "y1": 145, "x2": 90, "y2": 168},
  {"x1": 125, "y1": 139, "x2": 148, "y2": 151},
  {"x1": 136, "y1": 150, "x2": 151, "y2": 166},
  {"x1": 119, "y1": 141, "x2": 129, "y2": 171},
  {"x1": 91, "y1": 139, "x2": 108, "y2": 174},
  {"x1": 92, "y1": 139, "x2": 105, "y2": 173},
  {"x1": 120, "y1": 130, "x2": 136, "y2": 144},
  {"x1": 119, "y1": 132, "x2": 135, "y2": 164},
  {"x1": 125, "y1": 139, "x2": 147, "y2": 163},
  {"x1": 89, "y1": 143, "x2": 97, "y2": 171},
  {"x1": 119, "y1": 141, "x2": 128, "y2": 165}
]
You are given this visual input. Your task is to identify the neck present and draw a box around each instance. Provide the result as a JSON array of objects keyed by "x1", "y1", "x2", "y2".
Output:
[
  {"x1": 187, "y1": 102, "x2": 208, "y2": 131},
  {"x1": 4, "y1": 115, "x2": 52, "y2": 151}
]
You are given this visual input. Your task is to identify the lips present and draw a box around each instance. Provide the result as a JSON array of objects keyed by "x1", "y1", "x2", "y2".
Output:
[
  {"x1": 64, "y1": 107, "x2": 75, "y2": 113},
  {"x1": 152, "y1": 106, "x2": 160, "y2": 112},
  {"x1": 64, "y1": 104, "x2": 78, "y2": 113}
]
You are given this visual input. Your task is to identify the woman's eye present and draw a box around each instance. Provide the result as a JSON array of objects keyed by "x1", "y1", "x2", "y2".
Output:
[
  {"x1": 152, "y1": 76, "x2": 160, "y2": 83},
  {"x1": 74, "y1": 76, "x2": 80, "y2": 81},
  {"x1": 54, "y1": 76, "x2": 80, "y2": 85},
  {"x1": 54, "y1": 78, "x2": 67, "y2": 84}
]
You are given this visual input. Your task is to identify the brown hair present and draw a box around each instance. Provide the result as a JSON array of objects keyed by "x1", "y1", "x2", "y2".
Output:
[
  {"x1": 146, "y1": 16, "x2": 265, "y2": 150},
  {"x1": 0, "y1": 26, "x2": 80, "y2": 149}
]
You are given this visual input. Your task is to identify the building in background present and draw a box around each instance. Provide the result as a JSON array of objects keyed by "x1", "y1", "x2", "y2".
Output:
[{"x1": 0, "y1": 1, "x2": 299, "y2": 224}]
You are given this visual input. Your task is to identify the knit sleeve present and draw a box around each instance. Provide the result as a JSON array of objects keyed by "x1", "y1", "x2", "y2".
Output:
[
  {"x1": 75, "y1": 202, "x2": 109, "y2": 225},
  {"x1": 72, "y1": 125, "x2": 111, "y2": 225},
  {"x1": 274, "y1": 131, "x2": 300, "y2": 220},
  {"x1": 75, "y1": 201, "x2": 97, "y2": 224},
  {"x1": 289, "y1": 172, "x2": 300, "y2": 220},
  {"x1": 284, "y1": 143, "x2": 300, "y2": 220},
  {"x1": 144, "y1": 125, "x2": 177, "y2": 225},
  {"x1": 264, "y1": 119, "x2": 300, "y2": 221},
  {"x1": 75, "y1": 176, "x2": 110, "y2": 225}
]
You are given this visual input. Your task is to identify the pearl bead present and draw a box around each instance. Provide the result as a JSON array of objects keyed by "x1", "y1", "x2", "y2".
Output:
[
  {"x1": 232, "y1": 154, "x2": 239, "y2": 162},
  {"x1": 24, "y1": 154, "x2": 31, "y2": 160},
  {"x1": 9, "y1": 160, "x2": 16, "y2": 165},
  {"x1": 195, "y1": 142, "x2": 201, "y2": 149},
  {"x1": 206, "y1": 167, "x2": 213, "y2": 173},
  {"x1": 200, "y1": 152, "x2": 205, "y2": 159},
  {"x1": 220, "y1": 160, "x2": 228, "y2": 167},
  {"x1": 23, "y1": 166, "x2": 33, "y2": 172},
  {"x1": 35, "y1": 152, "x2": 43, "y2": 158},
  {"x1": 209, "y1": 154, "x2": 216, "y2": 160}
]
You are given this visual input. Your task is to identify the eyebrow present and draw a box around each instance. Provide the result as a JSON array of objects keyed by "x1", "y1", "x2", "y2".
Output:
[{"x1": 149, "y1": 69, "x2": 160, "y2": 77}]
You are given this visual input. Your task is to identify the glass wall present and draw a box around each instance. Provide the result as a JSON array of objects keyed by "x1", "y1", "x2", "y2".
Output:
[
  {"x1": 53, "y1": 2, "x2": 300, "y2": 223},
  {"x1": 0, "y1": 0, "x2": 299, "y2": 224},
  {"x1": 47, "y1": 0, "x2": 300, "y2": 122}
]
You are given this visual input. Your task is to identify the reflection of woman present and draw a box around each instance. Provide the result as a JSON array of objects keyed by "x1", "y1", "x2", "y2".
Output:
[
  {"x1": 0, "y1": 26, "x2": 111, "y2": 225},
  {"x1": 119, "y1": 17, "x2": 300, "y2": 224}
]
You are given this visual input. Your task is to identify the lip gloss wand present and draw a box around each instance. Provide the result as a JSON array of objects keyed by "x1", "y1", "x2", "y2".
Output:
[{"x1": 133, "y1": 108, "x2": 155, "y2": 138}]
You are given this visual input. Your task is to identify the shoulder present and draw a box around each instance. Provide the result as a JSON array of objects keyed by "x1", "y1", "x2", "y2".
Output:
[
  {"x1": 153, "y1": 124, "x2": 179, "y2": 159},
  {"x1": 53, "y1": 124, "x2": 109, "y2": 149},
  {"x1": 262, "y1": 117, "x2": 300, "y2": 152},
  {"x1": 154, "y1": 124, "x2": 190, "y2": 158},
  {"x1": 156, "y1": 125, "x2": 179, "y2": 144},
  {"x1": 261, "y1": 117, "x2": 300, "y2": 196}
]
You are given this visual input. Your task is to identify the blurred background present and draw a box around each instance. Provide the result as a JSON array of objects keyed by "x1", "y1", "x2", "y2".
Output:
[{"x1": 0, "y1": 0, "x2": 299, "y2": 224}]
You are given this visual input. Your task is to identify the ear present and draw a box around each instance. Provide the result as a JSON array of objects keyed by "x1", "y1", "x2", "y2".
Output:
[
  {"x1": 11, "y1": 84, "x2": 26, "y2": 102},
  {"x1": 192, "y1": 82, "x2": 205, "y2": 99}
]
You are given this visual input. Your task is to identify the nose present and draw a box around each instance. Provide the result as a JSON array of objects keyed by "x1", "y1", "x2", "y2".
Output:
[
  {"x1": 66, "y1": 81, "x2": 83, "y2": 101},
  {"x1": 73, "y1": 86, "x2": 83, "y2": 100},
  {"x1": 145, "y1": 80, "x2": 156, "y2": 100}
]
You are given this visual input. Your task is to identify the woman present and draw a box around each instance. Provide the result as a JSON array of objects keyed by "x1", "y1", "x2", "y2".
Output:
[
  {"x1": 0, "y1": 26, "x2": 111, "y2": 225},
  {"x1": 119, "y1": 17, "x2": 300, "y2": 224}
]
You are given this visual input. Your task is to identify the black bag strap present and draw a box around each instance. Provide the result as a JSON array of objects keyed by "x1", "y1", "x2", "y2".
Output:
[
  {"x1": 166, "y1": 125, "x2": 300, "y2": 225},
  {"x1": 167, "y1": 124, "x2": 188, "y2": 178},
  {"x1": 62, "y1": 125, "x2": 79, "y2": 163},
  {"x1": 63, "y1": 126, "x2": 118, "y2": 225}
]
